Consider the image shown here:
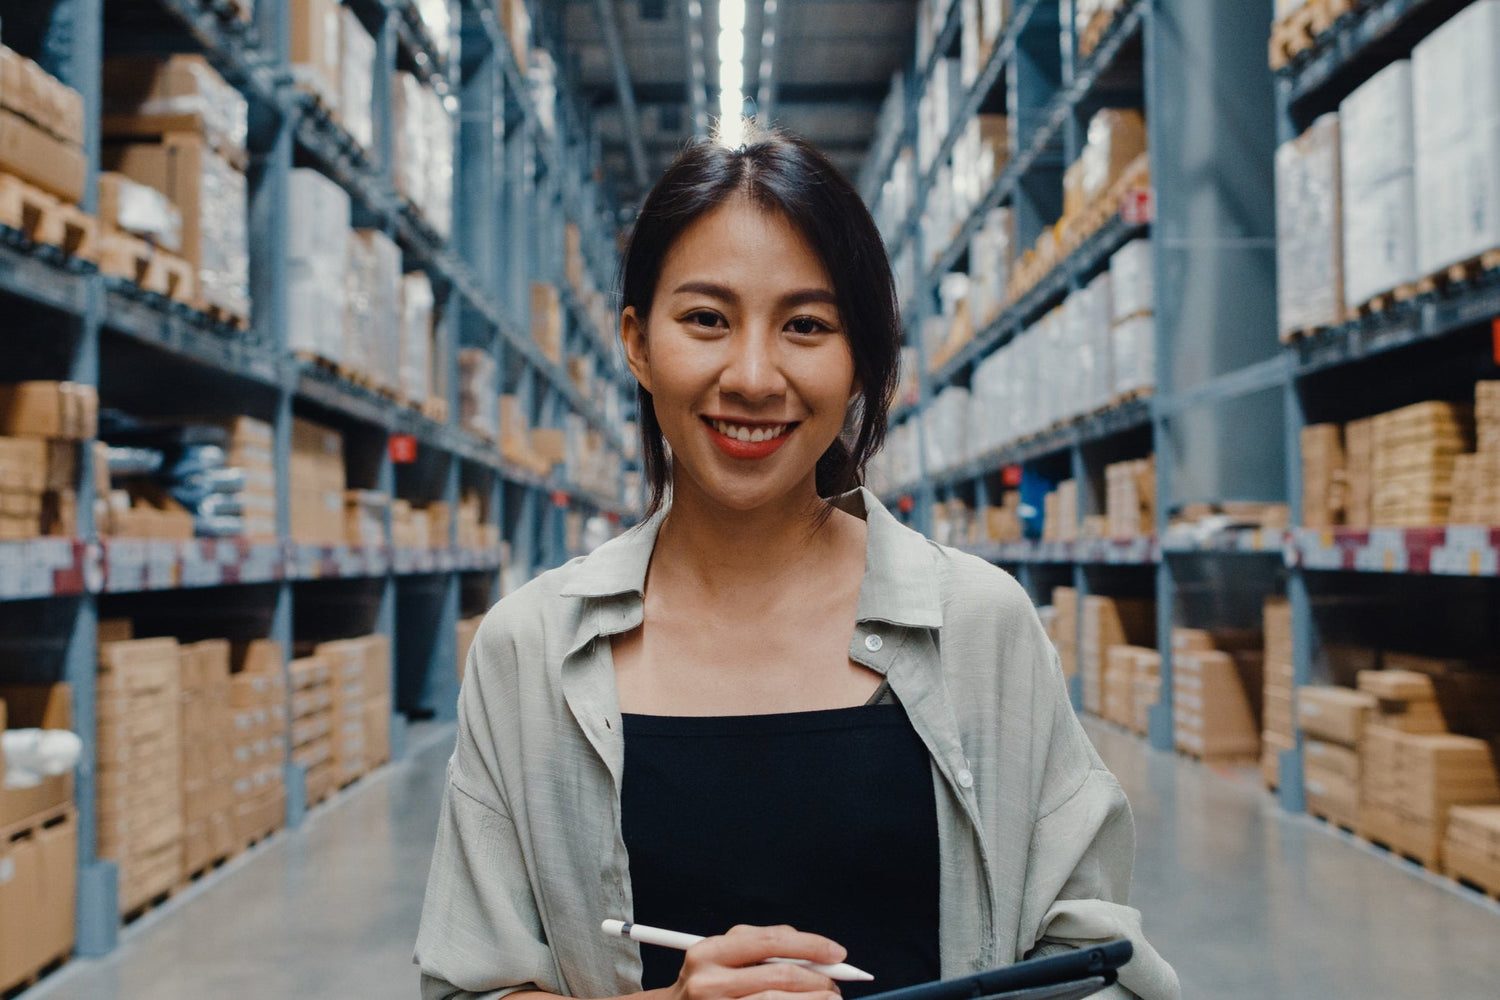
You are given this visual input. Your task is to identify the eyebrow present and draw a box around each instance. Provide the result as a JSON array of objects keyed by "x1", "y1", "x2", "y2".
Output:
[{"x1": 670, "y1": 281, "x2": 838, "y2": 310}]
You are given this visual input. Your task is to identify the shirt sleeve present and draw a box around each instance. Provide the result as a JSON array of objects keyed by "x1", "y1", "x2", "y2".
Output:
[
  {"x1": 414, "y1": 629, "x2": 564, "y2": 999},
  {"x1": 1016, "y1": 645, "x2": 1181, "y2": 1000}
]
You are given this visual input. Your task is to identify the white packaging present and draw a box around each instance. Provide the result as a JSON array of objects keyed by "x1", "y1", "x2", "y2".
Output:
[
  {"x1": 1109, "y1": 238, "x2": 1153, "y2": 322},
  {"x1": 345, "y1": 229, "x2": 402, "y2": 393},
  {"x1": 107, "y1": 174, "x2": 183, "y2": 252},
  {"x1": 287, "y1": 168, "x2": 351, "y2": 362},
  {"x1": 400, "y1": 272, "x2": 434, "y2": 407},
  {"x1": 415, "y1": 0, "x2": 454, "y2": 61},
  {"x1": 339, "y1": 6, "x2": 376, "y2": 152},
  {"x1": 1275, "y1": 113, "x2": 1343, "y2": 337},
  {"x1": 1110, "y1": 313, "x2": 1155, "y2": 398},
  {"x1": 1083, "y1": 270, "x2": 1115, "y2": 412},
  {"x1": 968, "y1": 207, "x2": 1012, "y2": 327},
  {"x1": 1340, "y1": 60, "x2": 1416, "y2": 305},
  {"x1": 1412, "y1": 0, "x2": 1500, "y2": 274}
]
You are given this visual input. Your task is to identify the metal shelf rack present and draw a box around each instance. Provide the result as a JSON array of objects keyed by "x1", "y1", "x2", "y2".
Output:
[
  {"x1": 1272, "y1": 0, "x2": 1500, "y2": 819},
  {"x1": 871, "y1": 0, "x2": 1282, "y2": 736},
  {"x1": 0, "y1": 0, "x2": 638, "y2": 961}
]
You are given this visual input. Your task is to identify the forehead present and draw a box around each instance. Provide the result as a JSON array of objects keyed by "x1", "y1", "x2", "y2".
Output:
[{"x1": 658, "y1": 196, "x2": 833, "y2": 293}]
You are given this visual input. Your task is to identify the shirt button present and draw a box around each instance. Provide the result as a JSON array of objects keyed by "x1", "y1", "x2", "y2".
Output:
[
  {"x1": 864, "y1": 634, "x2": 883, "y2": 652},
  {"x1": 957, "y1": 769, "x2": 974, "y2": 789}
]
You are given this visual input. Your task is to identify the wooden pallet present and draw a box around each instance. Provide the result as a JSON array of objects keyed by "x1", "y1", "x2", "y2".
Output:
[
  {"x1": 1077, "y1": 6, "x2": 1117, "y2": 60},
  {"x1": 1349, "y1": 283, "x2": 1420, "y2": 319},
  {"x1": 1414, "y1": 248, "x2": 1500, "y2": 296},
  {"x1": 99, "y1": 233, "x2": 196, "y2": 303},
  {"x1": 180, "y1": 851, "x2": 232, "y2": 888},
  {"x1": 1308, "y1": 808, "x2": 1358, "y2": 837},
  {"x1": 121, "y1": 885, "x2": 175, "y2": 927},
  {"x1": 196, "y1": 299, "x2": 251, "y2": 331},
  {"x1": 0, "y1": 172, "x2": 99, "y2": 262},
  {"x1": 420, "y1": 396, "x2": 450, "y2": 424},
  {"x1": 1268, "y1": 0, "x2": 1358, "y2": 70},
  {"x1": 1, "y1": 956, "x2": 67, "y2": 1000}
]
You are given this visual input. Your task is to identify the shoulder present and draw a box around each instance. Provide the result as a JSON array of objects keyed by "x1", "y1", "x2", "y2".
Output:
[{"x1": 924, "y1": 537, "x2": 1038, "y2": 632}]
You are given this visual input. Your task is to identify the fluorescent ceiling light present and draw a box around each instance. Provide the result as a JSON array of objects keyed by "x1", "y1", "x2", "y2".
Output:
[{"x1": 716, "y1": 0, "x2": 749, "y2": 147}]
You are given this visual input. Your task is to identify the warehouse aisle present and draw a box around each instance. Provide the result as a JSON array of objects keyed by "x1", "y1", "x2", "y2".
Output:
[{"x1": 27, "y1": 718, "x2": 1500, "y2": 1000}]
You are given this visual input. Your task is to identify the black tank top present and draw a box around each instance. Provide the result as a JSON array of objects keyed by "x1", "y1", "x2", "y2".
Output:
[{"x1": 620, "y1": 702, "x2": 941, "y2": 997}]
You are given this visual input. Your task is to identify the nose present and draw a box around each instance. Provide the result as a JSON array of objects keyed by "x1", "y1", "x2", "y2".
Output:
[{"x1": 718, "y1": 325, "x2": 787, "y2": 402}]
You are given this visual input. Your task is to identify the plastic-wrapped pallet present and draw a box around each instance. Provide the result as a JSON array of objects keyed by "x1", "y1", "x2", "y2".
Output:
[
  {"x1": 287, "y1": 169, "x2": 351, "y2": 364},
  {"x1": 400, "y1": 272, "x2": 435, "y2": 408},
  {"x1": 459, "y1": 349, "x2": 499, "y2": 441},
  {"x1": 968, "y1": 208, "x2": 1012, "y2": 328},
  {"x1": 1110, "y1": 313, "x2": 1154, "y2": 400},
  {"x1": 1412, "y1": 0, "x2": 1500, "y2": 276},
  {"x1": 1082, "y1": 271, "x2": 1114, "y2": 410},
  {"x1": 392, "y1": 74, "x2": 454, "y2": 240},
  {"x1": 1275, "y1": 113, "x2": 1343, "y2": 338},
  {"x1": 415, "y1": 0, "x2": 454, "y2": 61},
  {"x1": 529, "y1": 48, "x2": 558, "y2": 138},
  {"x1": 1339, "y1": 61, "x2": 1416, "y2": 308},
  {"x1": 338, "y1": 6, "x2": 375, "y2": 153},
  {"x1": 346, "y1": 229, "x2": 402, "y2": 393},
  {"x1": 101, "y1": 55, "x2": 249, "y2": 167},
  {"x1": 290, "y1": 0, "x2": 342, "y2": 114}
]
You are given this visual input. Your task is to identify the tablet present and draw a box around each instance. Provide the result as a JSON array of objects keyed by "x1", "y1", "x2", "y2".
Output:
[{"x1": 858, "y1": 941, "x2": 1132, "y2": 1000}]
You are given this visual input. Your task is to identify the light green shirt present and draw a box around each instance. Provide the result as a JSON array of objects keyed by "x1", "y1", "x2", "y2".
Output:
[{"x1": 416, "y1": 488, "x2": 1179, "y2": 1000}]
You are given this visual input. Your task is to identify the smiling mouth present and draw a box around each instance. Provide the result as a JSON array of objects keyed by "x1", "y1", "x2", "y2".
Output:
[{"x1": 703, "y1": 417, "x2": 797, "y2": 443}]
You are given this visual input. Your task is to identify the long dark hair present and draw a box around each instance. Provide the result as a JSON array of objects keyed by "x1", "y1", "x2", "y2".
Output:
[{"x1": 619, "y1": 124, "x2": 902, "y2": 517}]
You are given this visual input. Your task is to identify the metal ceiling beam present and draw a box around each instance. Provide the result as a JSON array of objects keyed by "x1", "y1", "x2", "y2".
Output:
[{"x1": 590, "y1": 0, "x2": 651, "y2": 189}]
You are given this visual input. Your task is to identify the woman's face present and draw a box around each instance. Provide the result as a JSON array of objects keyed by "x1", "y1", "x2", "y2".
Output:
[{"x1": 622, "y1": 195, "x2": 858, "y2": 514}]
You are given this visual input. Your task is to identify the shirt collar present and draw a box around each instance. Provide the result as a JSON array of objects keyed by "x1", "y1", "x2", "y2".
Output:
[{"x1": 559, "y1": 487, "x2": 943, "y2": 629}]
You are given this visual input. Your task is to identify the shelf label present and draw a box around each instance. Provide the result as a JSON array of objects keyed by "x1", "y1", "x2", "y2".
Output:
[
  {"x1": 1121, "y1": 188, "x2": 1154, "y2": 226},
  {"x1": 389, "y1": 434, "x2": 418, "y2": 464}
]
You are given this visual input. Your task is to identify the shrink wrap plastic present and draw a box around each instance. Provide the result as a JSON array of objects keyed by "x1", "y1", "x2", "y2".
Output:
[
  {"x1": 1275, "y1": 113, "x2": 1343, "y2": 337},
  {"x1": 287, "y1": 168, "x2": 351, "y2": 363}
]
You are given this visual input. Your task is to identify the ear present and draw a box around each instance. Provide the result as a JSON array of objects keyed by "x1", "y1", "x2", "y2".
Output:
[{"x1": 621, "y1": 306, "x2": 652, "y2": 394}]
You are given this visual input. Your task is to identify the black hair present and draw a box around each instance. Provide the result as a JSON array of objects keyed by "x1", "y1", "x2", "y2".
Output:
[{"x1": 619, "y1": 123, "x2": 902, "y2": 518}]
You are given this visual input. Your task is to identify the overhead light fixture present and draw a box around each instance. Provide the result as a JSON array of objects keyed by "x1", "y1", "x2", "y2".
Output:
[{"x1": 716, "y1": 0, "x2": 749, "y2": 147}]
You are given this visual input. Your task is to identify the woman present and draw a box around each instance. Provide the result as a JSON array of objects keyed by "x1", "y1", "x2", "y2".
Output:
[{"x1": 416, "y1": 124, "x2": 1177, "y2": 1000}]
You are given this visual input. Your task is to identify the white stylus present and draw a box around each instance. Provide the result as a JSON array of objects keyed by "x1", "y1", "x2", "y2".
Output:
[{"x1": 600, "y1": 919, "x2": 875, "y2": 982}]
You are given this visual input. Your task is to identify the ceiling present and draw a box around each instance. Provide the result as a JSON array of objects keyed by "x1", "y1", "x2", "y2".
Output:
[{"x1": 560, "y1": 0, "x2": 917, "y2": 213}]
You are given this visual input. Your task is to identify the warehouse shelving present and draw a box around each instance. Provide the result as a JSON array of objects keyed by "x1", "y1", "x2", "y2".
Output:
[
  {"x1": 1271, "y1": 0, "x2": 1500, "y2": 827},
  {"x1": 0, "y1": 0, "x2": 638, "y2": 966},
  {"x1": 869, "y1": 0, "x2": 1281, "y2": 754}
]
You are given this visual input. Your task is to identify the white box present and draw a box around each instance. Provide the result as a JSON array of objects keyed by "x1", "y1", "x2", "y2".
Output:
[
  {"x1": 339, "y1": 6, "x2": 375, "y2": 152},
  {"x1": 287, "y1": 168, "x2": 351, "y2": 363},
  {"x1": 1110, "y1": 313, "x2": 1154, "y2": 399},
  {"x1": 1340, "y1": 60, "x2": 1416, "y2": 305},
  {"x1": 1275, "y1": 113, "x2": 1343, "y2": 337},
  {"x1": 1413, "y1": 0, "x2": 1500, "y2": 274},
  {"x1": 1109, "y1": 238, "x2": 1153, "y2": 322}
]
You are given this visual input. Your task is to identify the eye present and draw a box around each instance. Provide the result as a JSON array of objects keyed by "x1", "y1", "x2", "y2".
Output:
[
  {"x1": 787, "y1": 316, "x2": 834, "y2": 336},
  {"x1": 681, "y1": 309, "x2": 724, "y2": 328}
]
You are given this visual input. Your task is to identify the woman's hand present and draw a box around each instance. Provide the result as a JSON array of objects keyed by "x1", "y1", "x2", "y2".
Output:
[{"x1": 668, "y1": 925, "x2": 848, "y2": 1000}]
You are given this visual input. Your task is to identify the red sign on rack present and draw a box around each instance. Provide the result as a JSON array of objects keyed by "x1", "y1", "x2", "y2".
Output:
[
  {"x1": 389, "y1": 434, "x2": 418, "y2": 464},
  {"x1": 1122, "y1": 188, "x2": 1155, "y2": 226},
  {"x1": 1001, "y1": 464, "x2": 1023, "y2": 488},
  {"x1": 1492, "y1": 318, "x2": 1499, "y2": 366},
  {"x1": 551, "y1": 490, "x2": 571, "y2": 508},
  {"x1": 897, "y1": 495, "x2": 916, "y2": 514}
]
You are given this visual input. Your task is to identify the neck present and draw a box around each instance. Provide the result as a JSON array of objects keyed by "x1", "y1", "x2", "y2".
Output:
[{"x1": 653, "y1": 476, "x2": 848, "y2": 595}]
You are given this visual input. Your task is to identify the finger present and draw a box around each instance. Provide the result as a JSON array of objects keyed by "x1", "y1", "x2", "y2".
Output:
[
  {"x1": 704, "y1": 925, "x2": 847, "y2": 968},
  {"x1": 720, "y1": 962, "x2": 838, "y2": 999}
]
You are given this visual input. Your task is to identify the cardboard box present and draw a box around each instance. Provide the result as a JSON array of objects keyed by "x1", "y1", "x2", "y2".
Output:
[
  {"x1": 0, "y1": 382, "x2": 97, "y2": 440},
  {"x1": 0, "y1": 807, "x2": 76, "y2": 992},
  {"x1": 530, "y1": 282, "x2": 563, "y2": 364},
  {"x1": 0, "y1": 107, "x2": 87, "y2": 203},
  {"x1": 290, "y1": 0, "x2": 343, "y2": 113},
  {"x1": 101, "y1": 55, "x2": 248, "y2": 165},
  {"x1": 0, "y1": 46, "x2": 85, "y2": 148},
  {"x1": 102, "y1": 133, "x2": 250, "y2": 319},
  {"x1": 1297, "y1": 685, "x2": 1376, "y2": 746}
]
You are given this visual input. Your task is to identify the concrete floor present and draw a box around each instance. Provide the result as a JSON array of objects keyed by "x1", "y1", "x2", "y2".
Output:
[{"x1": 25, "y1": 718, "x2": 1500, "y2": 1000}]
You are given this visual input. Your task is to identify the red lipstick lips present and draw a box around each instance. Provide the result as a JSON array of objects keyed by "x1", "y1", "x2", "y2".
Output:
[{"x1": 702, "y1": 417, "x2": 795, "y2": 460}]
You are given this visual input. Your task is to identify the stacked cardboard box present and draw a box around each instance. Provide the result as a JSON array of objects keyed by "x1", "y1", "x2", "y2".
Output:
[
  {"x1": 287, "y1": 168, "x2": 352, "y2": 365},
  {"x1": 456, "y1": 490, "x2": 501, "y2": 551},
  {"x1": 1444, "y1": 805, "x2": 1500, "y2": 895},
  {"x1": 178, "y1": 640, "x2": 236, "y2": 875},
  {"x1": 1450, "y1": 381, "x2": 1500, "y2": 524},
  {"x1": 362, "y1": 635, "x2": 393, "y2": 770},
  {"x1": 1371, "y1": 401, "x2": 1473, "y2": 527},
  {"x1": 459, "y1": 349, "x2": 499, "y2": 442},
  {"x1": 0, "y1": 382, "x2": 98, "y2": 539},
  {"x1": 1048, "y1": 587, "x2": 1078, "y2": 682},
  {"x1": 215, "y1": 416, "x2": 276, "y2": 542},
  {"x1": 1358, "y1": 668, "x2": 1447, "y2": 734},
  {"x1": 227, "y1": 641, "x2": 287, "y2": 849},
  {"x1": 1101, "y1": 645, "x2": 1158, "y2": 735},
  {"x1": 457, "y1": 614, "x2": 484, "y2": 683},
  {"x1": 1109, "y1": 239, "x2": 1155, "y2": 400},
  {"x1": 531, "y1": 283, "x2": 563, "y2": 365},
  {"x1": 346, "y1": 229, "x2": 402, "y2": 393},
  {"x1": 1105, "y1": 456, "x2": 1155, "y2": 539},
  {"x1": 290, "y1": 0, "x2": 343, "y2": 114},
  {"x1": 0, "y1": 46, "x2": 88, "y2": 204},
  {"x1": 290, "y1": 418, "x2": 345, "y2": 545},
  {"x1": 1339, "y1": 60, "x2": 1417, "y2": 308},
  {"x1": 1275, "y1": 113, "x2": 1343, "y2": 338},
  {"x1": 338, "y1": 6, "x2": 375, "y2": 153},
  {"x1": 1043, "y1": 480, "x2": 1078, "y2": 542},
  {"x1": 392, "y1": 71, "x2": 454, "y2": 239},
  {"x1": 0, "y1": 683, "x2": 77, "y2": 994},
  {"x1": 1480, "y1": 382, "x2": 1500, "y2": 455},
  {"x1": 1343, "y1": 416, "x2": 1374, "y2": 528},
  {"x1": 1173, "y1": 628, "x2": 1262, "y2": 761},
  {"x1": 1301, "y1": 424, "x2": 1347, "y2": 528},
  {"x1": 1360, "y1": 726, "x2": 1500, "y2": 868},
  {"x1": 499, "y1": 0, "x2": 532, "y2": 68},
  {"x1": 315, "y1": 639, "x2": 368, "y2": 785},
  {"x1": 345, "y1": 490, "x2": 390, "y2": 547},
  {"x1": 401, "y1": 272, "x2": 437, "y2": 411},
  {"x1": 96, "y1": 629, "x2": 183, "y2": 914},
  {"x1": 290, "y1": 654, "x2": 337, "y2": 807},
  {"x1": 1261, "y1": 598, "x2": 1295, "y2": 789},
  {"x1": 1080, "y1": 595, "x2": 1154, "y2": 716},
  {"x1": 1298, "y1": 685, "x2": 1376, "y2": 828},
  {"x1": 102, "y1": 56, "x2": 251, "y2": 325}
]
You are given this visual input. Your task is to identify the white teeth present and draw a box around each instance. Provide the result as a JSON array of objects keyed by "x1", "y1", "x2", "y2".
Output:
[{"x1": 711, "y1": 419, "x2": 789, "y2": 443}]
